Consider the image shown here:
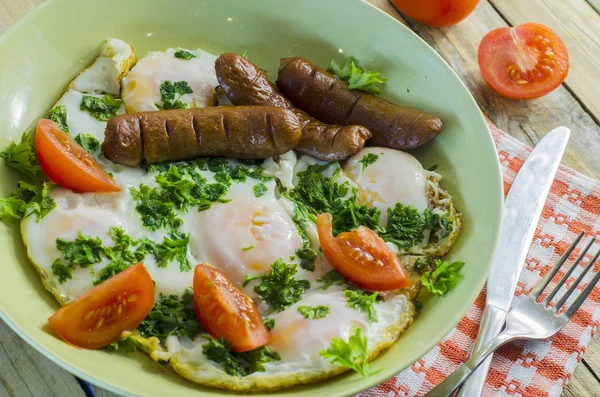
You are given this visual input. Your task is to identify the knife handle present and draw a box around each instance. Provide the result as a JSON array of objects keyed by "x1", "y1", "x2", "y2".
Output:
[{"x1": 453, "y1": 304, "x2": 506, "y2": 397}]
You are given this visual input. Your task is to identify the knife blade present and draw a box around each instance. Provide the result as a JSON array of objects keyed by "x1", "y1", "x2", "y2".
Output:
[{"x1": 455, "y1": 126, "x2": 570, "y2": 397}]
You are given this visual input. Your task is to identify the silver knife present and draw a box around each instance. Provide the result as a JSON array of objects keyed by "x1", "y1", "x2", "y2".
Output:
[{"x1": 454, "y1": 126, "x2": 570, "y2": 397}]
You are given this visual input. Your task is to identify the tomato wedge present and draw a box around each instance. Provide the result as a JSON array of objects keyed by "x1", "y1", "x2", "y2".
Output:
[
  {"x1": 316, "y1": 213, "x2": 410, "y2": 291},
  {"x1": 48, "y1": 263, "x2": 155, "y2": 349},
  {"x1": 193, "y1": 263, "x2": 270, "y2": 352},
  {"x1": 478, "y1": 22, "x2": 569, "y2": 100},
  {"x1": 36, "y1": 119, "x2": 120, "y2": 193}
]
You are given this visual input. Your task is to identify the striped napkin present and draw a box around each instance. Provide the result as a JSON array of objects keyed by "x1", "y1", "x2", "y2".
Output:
[{"x1": 360, "y1": 125, "x2": 600, "y2": 397}]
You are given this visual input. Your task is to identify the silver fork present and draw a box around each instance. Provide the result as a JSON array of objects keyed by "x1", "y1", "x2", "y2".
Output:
[{"x1": 425, "y1": 233, "x2": 600, "y2": 397}]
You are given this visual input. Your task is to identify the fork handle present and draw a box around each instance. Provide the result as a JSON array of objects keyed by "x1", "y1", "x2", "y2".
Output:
[{"x1": 424, "y1": 331, "x2": 517, "y2": 397}]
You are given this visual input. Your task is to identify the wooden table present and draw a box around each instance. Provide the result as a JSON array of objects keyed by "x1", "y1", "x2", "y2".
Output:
[{"x1": 1, "y1": 0, "x2": 600, "y2": 396}]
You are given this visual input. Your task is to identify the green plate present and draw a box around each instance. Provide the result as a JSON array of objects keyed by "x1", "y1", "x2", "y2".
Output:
[{"x1": 0, "y1": 0, "x2": 503, "y2": 396}]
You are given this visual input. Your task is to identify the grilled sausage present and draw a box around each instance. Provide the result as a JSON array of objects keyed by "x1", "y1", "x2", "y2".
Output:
[
  {"x1": 102, "y1": 106, "x2": 302, "y2": 166},
  {"x1": 215, "y1": 53, "x2": 371, "y2": 161},
  {"x1": 276, "y1": 57, "x2": 443, "y2": 150}
]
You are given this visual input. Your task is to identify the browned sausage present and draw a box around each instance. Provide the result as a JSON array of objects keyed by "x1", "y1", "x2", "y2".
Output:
[
  {"x1": 276, "y1": 57, "x2": 443, "y2": 150},
  {"x1": 214, "y1": 53, "x2": 371, "y2": 161},
  {"x1": 102, "y1": 106, "x2": 302, "y2": 166}
]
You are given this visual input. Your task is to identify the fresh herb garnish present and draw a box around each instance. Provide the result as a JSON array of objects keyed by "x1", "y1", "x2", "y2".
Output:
[
  {"x1": 298, "y1": 305, "x2": 330, "y2": 320},
  {"x1": 344, "y1": 290, "x2": 378, "y2": 322},
  {"x1": 358, "y1": 153, "x2": 378, "y2": 172},
  {"x1": 0, "y1": 181, "x2": 56, "y2": 222},
  {"x1": 246, "y1": 259, "x2": 310, "y2": 312},
  {"x1": 80, "y1": 94, "x2": 123, "y2": 121},
  {"x1": 242, "y1": 245, "x2": 255, "y2": 251},
  {"x1": 94, "y1": 226, "x2": 142, "y2": 285},
  {"x1": 155, "y1": 80, "x2": 193, "y2": 110},
  {"x1": 253, "y1": 183, "x2": 267, "y2": 198},
  {"x1": 414, "y1": 257, "x2": 430, "y2": 273},
  {"x1": 381, "y1": 203, "x2": 437, "y2": 250},
  {"x1": 138, "y1": 291, "x2": 202, "y2": 340},
  {"x1": 263, "y1": 318, "x2": 275, "y2": 331},
  {"x1": 0, "y1": 129, "x2": 43, "y2": 182},
  {"x1": 47, "y1": 105, "x2": 69, "y2": 134},
  {"x1": 56, "y1": 231, "x2": 104, "y2": 267},
  {"x1": 106, "y1": 337, "x2": 137, "y2": 353},
  {"x1": 440, "y1": 213, "x2": 453, "y2": 238},
  {"x1": 328, "y1": 57, "x2": 388, "y2": 94},
  {"x1": 422, "y1": 259, "x2": 465, "y2": 296},
  {"x1": 428, "y1": 164, "x2": 438, "y2": 172},
  {"x1": 51, "y1": 258, "x2": 73, "y2": 283},
  {"x1": 174, "y1": 49, "x2": 196, "y2": 60},
  {"x1": 316, "y1": 270, "x2": 346, "y2": 290},
  {"x1": 202, "y1": 336, "x2": 280, "y2": 377},
  {"x1": 319, "y1": 325, "x2": 378, "y2": 377},
  {"x1": 130, "y1": 184, "x2": 183, "y2": 231},
  {"x1": 74, "y1": 134, "x2": 100, "y2": 154},
  {"x1": 240, "y1": 49, "x2": 249, "y2": 58},
  {"x1": 143, "y1": 231, "x2": 191, "y2": 272}
]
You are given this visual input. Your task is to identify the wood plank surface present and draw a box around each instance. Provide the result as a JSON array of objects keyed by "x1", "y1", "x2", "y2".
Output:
[
  {"x1": 1, "y1": 0, "x2": 600, "y2": 396},
  {"x1": 489, "y1": 0, "x2": 600, "y2": 123}
]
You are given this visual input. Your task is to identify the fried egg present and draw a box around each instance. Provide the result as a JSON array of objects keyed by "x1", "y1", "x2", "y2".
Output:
[{"x1": 122, "y1": 48, "x2": 218, "y2": 113}]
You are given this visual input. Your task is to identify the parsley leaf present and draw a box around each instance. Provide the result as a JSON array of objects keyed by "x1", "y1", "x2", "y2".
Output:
[
  {"x1": 160, "y1": 231, "x2": 191, "y2": 272},
  {"x1": 344, "y1": 290, "x2": 378, "y2": 322},
  {"x1": 251, "y1": 259, "x2": 310, "y2": 312},
  {"x1": 319, "y1": 325, "x2": 379, "y2": 377},
  {"x1": 1, "y1": 181, "x2": 56, "y2": 222},
  {"x1": 414, "y1": 257, "x2": 430, "y2": 273},
  {"x1": 174, "y1": 49, "x2": 196, "y2": 60},
  {"x1": 440, "y1": 213, "x2": 453, "y2": 238},
  {"x1": 106, "y1": 337, "x2": 137, "y2": 353},
  {"x1": 202, "y1": 336, "x2": 280, "y2": 377},
  {"x1": 0, "y1": 197, "x2": 27, "y2": 221},
  {"x1": 130, "y1": 184, "x2": 182, "y2": 231},
  {"x1": 242, "y1": 245, "x2": 255, "y2": 251},
  {"x1": 253, "y1": 183, "x2": 267, "y2": 198},
  {"x1": 422, "y1": 259, "x2": 465, "y2": 296},
  {"x1": 156, "y1": 80, "x2": 193, "y2": 110},
  {"x1": 0, "y1": 129, "x2": 43, "y2": 182},
  {"x1": 94, "y1": 226, "x2": 141, "y2": 285},
  {"x1": 80, "y1": 94, "x2": 123, "y2": 122},
  {"x1": 138, "y1": 291, "x2": 202, "y2": 340},
  {"x1": 298, "y1": 305, "x2": 330, "y2": 319},
  {"x1": 316, "y1": 270, "x2": 346, "y2": 290},
  {"x1": 47, "y1": 105, "x2": 69, "y2": 134},
  {"x1": 381, "y1": 203, "x2": 437, "y2": 250},
  {"x1": 74, "y1": 134, "x2": 100, "y2": 154},
  {"x1": 51, "y1": 258, "x2": 74, "y2": 283},
  {"x1": 358, "y1": 153, "x2": 378, "y2": 172},
  {"x1": 263, "y1": 318, "x2": 275, "y2": 331},
  {"x1": 56, "y1": 231, "x2": 104, "y2": 267},
  {"x1": 240, "y1": 49, "x2": 249, "y2": 58},
  {"x1": 328, "y1": 57, "x2": 388, "y2": 94}
]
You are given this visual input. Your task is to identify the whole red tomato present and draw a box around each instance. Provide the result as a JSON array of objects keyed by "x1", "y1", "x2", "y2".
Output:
[{"x1": 391, "y1": 0, "x2": 480, "y2": 27}]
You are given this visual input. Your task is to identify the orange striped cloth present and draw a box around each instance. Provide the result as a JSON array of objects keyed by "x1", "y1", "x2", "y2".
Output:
[{"x1": 360, "y1": 125, "x2": 600, "y2": 397}]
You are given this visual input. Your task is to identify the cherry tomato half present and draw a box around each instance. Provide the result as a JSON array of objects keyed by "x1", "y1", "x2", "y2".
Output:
[{"x1": 392, "y1": 0, "x2": 479, "y2": 27}]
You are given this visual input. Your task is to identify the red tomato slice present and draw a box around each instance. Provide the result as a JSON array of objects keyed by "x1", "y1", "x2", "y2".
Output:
[
  {"x1": 316, "y1": 213, "x2": 410, "y2": 291},
  {"x1": 48, "y1": 263, "x2": 155, "y2": 349},
  {"x1": 391, "y1": 0, "x2": 479, "y2": 27},
  {"x1": 478, "y1": 22, "x2": 569, "y2": 100},
  {"x1": 193, "y1": 263, "x2": 270, "y2": 352},
  {"x1": 36, "y1": 119, "x2": 120, "y2": 193}
]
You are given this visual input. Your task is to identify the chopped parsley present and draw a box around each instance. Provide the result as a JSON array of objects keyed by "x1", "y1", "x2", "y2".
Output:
[
  {"x1": 240, "y1": 49, "x2": 249, "y2": 58},
  {"x1": 328, "y1": 57, "x2": 388, "y2": 95},
  {"x1": 263, "y1": 318, "x2": 275, "y2": 331},
  {"x1": 298, "y1": 305, "x2": 330, "y2": 320},
  {"x1": 245, "y1": 259, "x2": 310, "y2": 312},
  {"x1": 94, "y1": 226, "x2": 142, "y2": 285},
  {"x1": 130, "y1": 184, "x2": 183, "y2": 231},
  {"x1": 174, "y1": 49, "x2": 196, "y2": 60},
  {"x1": 80, "y1": 94, "x2": 123, "y2": 122},
  {"x1": 358, "y1": 153, "x2": 378, "y2": 172},
  {"x1": 253, "y1": 183, "x2": 267, "y2": 198},
  {"x1": 202, "y1": 336, "x2": 280, "y2": 377},
  {"x1": 381, "y1": 203, "x2": 437, "y2": 250},
  {"x1": 414, "y1": 257, "x2": 430, "y2": 273},
  {"x1": 47, "y1": 105, "x2": 69, "y2": 134},
  {"x1": 0, "y1": 129, "x2": 43, "y2": 182},
  {"x1": 107, "y1": 337, "x2": 137, "y2": 353},
  {"x1": 138, "y1": 291, "x2": 202, "y2": 340},
  {"x1": 74, "y1": 134, "x2": 100, "y2": 154},
  {"x1": 422, "y1": 259, "x2": 465, "y2": 296},
  {"x1": 56, "y1": 231, "x2": 104, "y2": 267},
  {"x1": 316, "y1": 270, "x2": 346, "y2": 290},
  {"x1": 0, "y1": 181, "x2": 56, "y2": 223},
  {"x1": 155, "y1": 80, "x2": 193, "y2": 110},
  {"x1": 51, "y1": 259, "x2": 73, "y2": 283},
  {"x1": 242, "y1": 245, "x2": 255, "y2": 251},
  {"x1": 140, "y1": 231, "x2": 191, "y2": 272},
  {"x1": 319, "y1": 325, "x2": 378, "y2": 377},
  {"x1": 344, "y1": 290, "x2": 378, "y2": 322},
  {"x1": 440, "y1": 213, "x2": 453, "y2": 238},
  {"x1": 428, "y1": 164, "x2": 438, "y2": 172}
]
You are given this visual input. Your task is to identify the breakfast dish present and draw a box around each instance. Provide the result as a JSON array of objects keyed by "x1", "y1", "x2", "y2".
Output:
[{"x1": 1, "y1": 38, "x2": 463, "y2": 392}]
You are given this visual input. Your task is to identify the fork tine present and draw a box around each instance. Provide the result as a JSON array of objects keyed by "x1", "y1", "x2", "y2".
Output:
[
  {"x1": 564, "y1": 256, "x2": 600, "y2": 319},
  {"x1": 531, "y1": 232, "x2": 584, "y2": 299},
  {"x1": 556, "y1": 243, "x2": 600, "y2": 311},
  {"x1": 543, "y1": 237, "x2": 595, "y2": 305}
]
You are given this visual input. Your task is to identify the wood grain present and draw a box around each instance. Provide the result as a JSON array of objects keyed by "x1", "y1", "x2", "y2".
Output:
[
  {"x1": 490, "y1": 0, "x2": 600, "y2": 123},
  {"x1": 0, "y1": 320, "x2": 84, "y2": 397},
  {"x1": 563, "y1": 361, "x2": 600, "y2": 397},
  {"x1": 0, "y1": 0, "x2": 43, "y2": 32}
]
